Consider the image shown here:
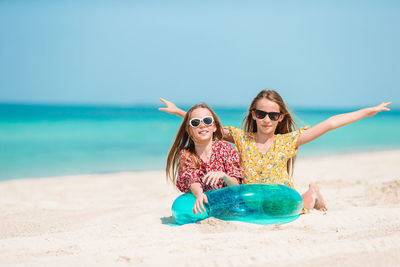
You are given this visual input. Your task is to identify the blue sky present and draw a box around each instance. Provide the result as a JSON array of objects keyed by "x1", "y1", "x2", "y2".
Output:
[{"x1": 0, "y1": 0, "x2": 399, "y2": 108}]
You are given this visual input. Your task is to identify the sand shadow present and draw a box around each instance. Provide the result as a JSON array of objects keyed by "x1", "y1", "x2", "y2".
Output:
[{"x1": 160, "y1": 216, "x2": 178, "y2": 226}]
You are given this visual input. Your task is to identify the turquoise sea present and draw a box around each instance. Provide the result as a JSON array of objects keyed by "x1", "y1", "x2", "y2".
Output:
[{"x1": 1, "y1": 103, "x2": 399, "y2": 181}]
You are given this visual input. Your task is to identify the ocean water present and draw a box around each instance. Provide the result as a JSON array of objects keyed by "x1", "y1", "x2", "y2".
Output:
[{"x1": 0, "y1": 103, "x2": 399, "y2": 181}]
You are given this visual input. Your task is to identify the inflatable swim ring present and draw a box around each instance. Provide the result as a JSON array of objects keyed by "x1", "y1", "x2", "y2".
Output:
[{"x1": 172, "y1": 184, "x2": 303, "y2": 225}]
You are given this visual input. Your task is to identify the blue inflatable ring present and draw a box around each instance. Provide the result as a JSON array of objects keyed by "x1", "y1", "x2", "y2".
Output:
[{"x1": 172, "y1": 184, "x2": 303, "y2": 225}]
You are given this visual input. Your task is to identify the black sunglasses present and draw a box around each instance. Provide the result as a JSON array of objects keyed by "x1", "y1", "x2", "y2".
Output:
[
  {"x1": 253, "y1": 109, "x2": 281, "y2": 121},
  {"x1": 189, "y1": 116, "x2": 214, "y2": 127}
]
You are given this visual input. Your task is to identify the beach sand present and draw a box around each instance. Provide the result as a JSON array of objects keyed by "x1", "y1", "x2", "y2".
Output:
[{"x1": 1, "y1": 150, "x2": 400, "y2": 266}]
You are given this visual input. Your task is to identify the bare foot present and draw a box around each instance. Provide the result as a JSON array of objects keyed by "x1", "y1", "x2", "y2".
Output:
[{"x1": 309, "y1": 183, "x2": 328, "y2": 212}]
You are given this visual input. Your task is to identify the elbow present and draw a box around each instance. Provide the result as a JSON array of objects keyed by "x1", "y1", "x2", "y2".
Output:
[
  {"x1": 176, "y1": 183, "x2": 186, "y2": 193},
  {"x1": 179, "y1": 185, "x2": 190, "y2": 194},
  {"x1": 325, "y1": 117, "x2": 339, "y2": 131}
]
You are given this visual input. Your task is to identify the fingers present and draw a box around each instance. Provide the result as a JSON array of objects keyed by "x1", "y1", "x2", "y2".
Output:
[
  {"x1": 193, "y1": 201, "x2": 203, "y2": 215},
  {"x1": 158, "y1": 98, "x2": 177, "y2": 114},
  {"x1": 160, "y1": 97, "x2": 177, "y2": 108},
  {"x1": 383, "y1": 102, "x2": 392, "y2": 111},
  {"x1": 377, "y1": 102, "x2": 391, "y2": 112},
  {"x1": 203, "y1": 194, "x2": 208, "y2": 204},
  {"x1": 199, "y1": 199, "x2": 206, "y2": 213},
  {"x1": 383, "y1": 102, "x2": 392, "y2": 107},
  {"x1": 192, "y1": 195, "x2": 208, "y2": 215},
  {"x1": 202, "y1": 173, "x2": 210, "y2": 184},
  {"x1": 159, "y1": 98, "x2": 173, "y2": 108},
  {"x1": 159, "y1": 97, "x2": 168, "y2": 104},
  {"x1": 192, "y1": 205, "x2": 197, "y2": 214},
  {"x1": 159, "y1": 98, "x2": 168, "y2": 112},
  {"x1": 379, "y1": 102, "x2": 391, "y2": 108},
  {"x1": 203, "y1": 173, "x2": 217, "y2": 186},
  {"x1": 203, "y1": 172, "x2": 225, "y2": 188},
  {"x1": 370, "y1": 102, "x2": 392, "y2": 116},
  {"x1": 210, "y1": 176, "x2": 219, "y2": 188},
  {"x1": 212, "y1": 175, "x2": 219, "y2": 187}
]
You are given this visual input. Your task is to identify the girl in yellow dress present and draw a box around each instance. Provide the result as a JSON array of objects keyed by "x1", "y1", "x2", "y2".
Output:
[{"x1": 159, "y1": 90, "x2": 391, "y2": 213}]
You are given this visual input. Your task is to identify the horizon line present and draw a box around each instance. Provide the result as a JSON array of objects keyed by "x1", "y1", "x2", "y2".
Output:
[{"x1": 0, "y1": 101, "x2": 398, "y2": 111}]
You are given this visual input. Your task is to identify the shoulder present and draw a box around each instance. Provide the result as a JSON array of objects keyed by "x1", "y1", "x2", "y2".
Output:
[
  {"x1": 224, "y1": 126, "x2": 243, "y2": 136},
  {"x1": 276, "y1": 126, "x2": 310, "y2": 144},
  {"x1": 179, "y1": 148, "x2": 190, "y2": 157},
  {"x1": 224, "y1": 126, "x2": 253, "y2": 140},
  {"x1": 179, "y1": 148, "x2": 200, "y2": 170},
  {"x1": 179, "y1": 149, "x2": 194, "y2": 163},
  {"x1": 280, "y1": 126, "x2": 310, "y2": 138},
  {"x1": 277, "y1": 130, "x2": 297, "y2": 139}
]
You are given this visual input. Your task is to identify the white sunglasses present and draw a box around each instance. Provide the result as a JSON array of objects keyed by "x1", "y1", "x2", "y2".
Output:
[{"x1": 189, "y1": 116, "x2": 214, "y2": 127}]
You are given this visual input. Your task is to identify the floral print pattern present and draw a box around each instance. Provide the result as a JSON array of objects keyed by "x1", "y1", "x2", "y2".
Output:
[
  {"x1": 176, "y1": 140, "x2": 242, "y2": 193},
  {"x1": 225, "y1": 126, "x2": 308, "y2": 188}
]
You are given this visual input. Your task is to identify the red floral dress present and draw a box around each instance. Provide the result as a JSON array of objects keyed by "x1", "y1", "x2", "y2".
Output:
[{"x1": 176, "y1": 140, "x2": 242, "y2": 193}]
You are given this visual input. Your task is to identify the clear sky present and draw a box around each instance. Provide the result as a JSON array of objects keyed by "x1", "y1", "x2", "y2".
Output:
[{"x1": 0, "y1": 0, "x2": 399, "y2": 108}]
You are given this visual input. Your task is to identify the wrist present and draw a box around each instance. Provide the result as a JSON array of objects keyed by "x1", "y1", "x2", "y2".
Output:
[
  {"x1": 189, "y1": 183, "x2": 203, "y2": 196},
  {"x1": 363, "y1": 107, "x2": 374, "y2": 117}
]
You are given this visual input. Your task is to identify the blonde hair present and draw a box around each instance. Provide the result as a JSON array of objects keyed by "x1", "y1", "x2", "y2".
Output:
[
  {"x1": 166, "y1": 103, "x2": 224, "y2": 185},
  {"x1": 242, "y1": 89, "x2": 298, "y2": 176}
]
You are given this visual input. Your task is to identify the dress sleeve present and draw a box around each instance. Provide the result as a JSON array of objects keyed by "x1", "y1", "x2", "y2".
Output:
[
  {"x1": 224, "y1": 126, "x2": 244, "y2": 153},
  {"x1": 222, "y1": 142, "x2": 243, "y2": 184},
  {"x1": 282, "y1": 126, "x2": 310, "y2": 159},
  {"x1": 176, "y1": 150, "x2": 202, "y2": 193}
]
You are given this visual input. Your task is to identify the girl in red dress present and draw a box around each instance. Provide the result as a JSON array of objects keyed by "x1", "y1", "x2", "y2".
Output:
[{"x1": 166, "y1": 103, "x2": 242, "y2": 215}]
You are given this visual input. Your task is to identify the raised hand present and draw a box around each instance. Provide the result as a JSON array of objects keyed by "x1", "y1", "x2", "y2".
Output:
[
  {"x1": 158, "y1": 98, "x2": 182, "y2": 116},
  {"x1": 366, "y1": 102, "x2": 392, "y2": 117}
]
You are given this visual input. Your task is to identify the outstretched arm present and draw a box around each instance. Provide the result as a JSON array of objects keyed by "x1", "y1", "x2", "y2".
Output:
[{"x1": 296, "y1": 102, "x2": 392, "y2": 148}]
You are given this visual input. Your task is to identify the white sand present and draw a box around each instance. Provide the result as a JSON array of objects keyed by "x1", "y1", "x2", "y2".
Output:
[{"x1": 1, "y1": 150, "x2": 400, "y2": 266}]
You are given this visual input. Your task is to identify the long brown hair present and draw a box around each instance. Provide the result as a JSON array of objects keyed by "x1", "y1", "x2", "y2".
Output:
[
  {"x1": 242, "y1": 89, "x2": 298, "y2": 176},
  {"x1": 166, "y1": 103, "x2": 224, "y2": 186}
]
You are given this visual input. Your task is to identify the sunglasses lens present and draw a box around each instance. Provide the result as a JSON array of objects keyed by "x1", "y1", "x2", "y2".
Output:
[
  {"x1": 255, "y1": 110, "x2": 267, "y2": 119},
  {"x1": 255, "y1": 110, "x2": 281, "y2": 121},
  {"x1": 203, "y1": 117, "x2": 213, "y2": 125},
  {"x1": 190, "y1": 119, "x2": 200, "y2": 127},
  {"x1": 269, "y1": 112, "x2": 280, "y2": 121}
]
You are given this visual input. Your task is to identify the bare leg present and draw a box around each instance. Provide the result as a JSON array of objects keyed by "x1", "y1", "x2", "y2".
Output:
[{"x1": 301, "y1": 183, "x2": 327, "y2": 212}]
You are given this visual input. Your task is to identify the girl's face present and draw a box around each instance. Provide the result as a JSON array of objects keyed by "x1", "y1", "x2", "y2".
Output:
[
  {"x1": 187, "y1": 107, "x2": 217, "y2": 144},
  {"x1": 252, "y1": 99, "x2": 284, "y2": 136}
]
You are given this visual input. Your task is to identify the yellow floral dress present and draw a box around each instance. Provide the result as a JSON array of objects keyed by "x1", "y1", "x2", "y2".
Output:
[{"x1": 225, "y1": 126, "x2": 308, "y2": 189}]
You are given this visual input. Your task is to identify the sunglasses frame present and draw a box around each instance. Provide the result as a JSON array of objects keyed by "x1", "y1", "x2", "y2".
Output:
[
  {"x1": 253, "y1": 109, "x2": 282, "y2": 121},
  {"x1": 189, "y1": 116, "x2": 214, "y2": 128}
]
